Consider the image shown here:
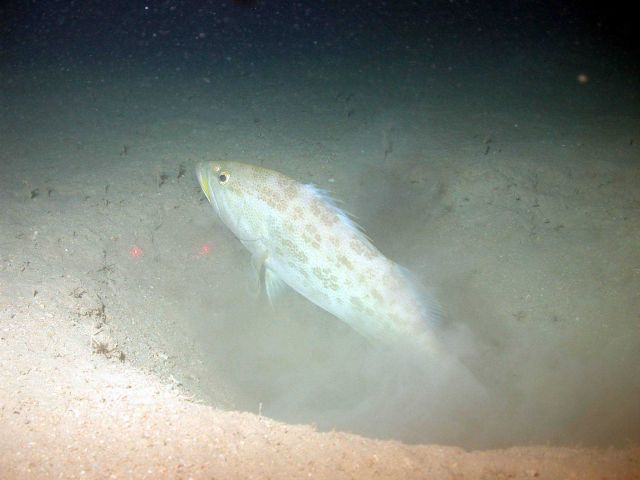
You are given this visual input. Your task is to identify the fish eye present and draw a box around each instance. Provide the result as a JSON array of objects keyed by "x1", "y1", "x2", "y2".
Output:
[{"x1": 218, "y1": 171, "x2": 229, "y2": 184}]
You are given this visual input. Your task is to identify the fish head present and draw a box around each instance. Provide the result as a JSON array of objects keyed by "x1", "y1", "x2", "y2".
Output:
[{"x1": 196, "y1": 161, "x2": 266, "y2": 243}]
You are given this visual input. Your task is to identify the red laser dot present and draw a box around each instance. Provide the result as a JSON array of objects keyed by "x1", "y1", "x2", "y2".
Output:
[
  {"x1": 199, "y1": 243, "x2": 211, "y2": 255},
  {"x1": 129, "y1": 246, "x2": 142, "y2": 258}
]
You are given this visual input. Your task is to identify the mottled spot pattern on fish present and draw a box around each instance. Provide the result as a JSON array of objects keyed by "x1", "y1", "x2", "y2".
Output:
[{"x1": 197, "y1": 161, "x2": 441, "y2": 355}]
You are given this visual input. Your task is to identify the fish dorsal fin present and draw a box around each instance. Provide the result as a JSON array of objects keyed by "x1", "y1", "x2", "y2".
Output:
[{"x1": 302, "y1": 183, "x2": 373, "y2": 246}]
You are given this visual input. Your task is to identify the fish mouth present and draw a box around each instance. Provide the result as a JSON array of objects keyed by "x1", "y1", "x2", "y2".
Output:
[{"x1": 196, "y1": 163, "x2": 221, "y2": 216}]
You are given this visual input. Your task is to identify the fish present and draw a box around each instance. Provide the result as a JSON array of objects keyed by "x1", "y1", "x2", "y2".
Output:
[{"x1": 196, "y1": 161, "x2": 443, "y2": 356}]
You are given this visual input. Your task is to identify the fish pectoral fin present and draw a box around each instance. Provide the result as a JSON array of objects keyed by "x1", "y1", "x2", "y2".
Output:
[
  {"x1": 250, "y1": 251, "x2": 268, "y2": 296},
  {"x1": 250, "y1": 250, "x2": 288, "y2": 306},
  {"x1": 264, "y1": 267, "x2": 287, "y2": 305}
]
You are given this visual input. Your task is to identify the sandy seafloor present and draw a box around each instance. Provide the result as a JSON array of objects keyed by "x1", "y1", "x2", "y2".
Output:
[{"x1": 1, "y1": 48, "x2": 639, "y2": 478}]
